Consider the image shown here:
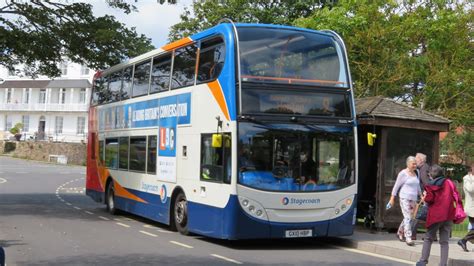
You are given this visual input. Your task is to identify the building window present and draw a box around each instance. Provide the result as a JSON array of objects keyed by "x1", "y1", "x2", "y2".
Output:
[
  {"x1": 39, "y1": 89, "x2": 46, "y2": 104},
  {"x1": 79, "y1": 88, "x2": 86, "y2": 104},
  {"x1": 55, "y1": 116, "x2": 63, "y2": 134},
  {"x1": 22, "y1": 115, "x2": 29, "y2": 132},
  {"x1": 59, "y1": 88, "x2": 66, "y2": 104},
  {"x1": 81, "y1": 65, "x2": 90, "y2": 75},
  {"x1": 23, "y1": 89, "x2": 30, "y2": 104},
  {"x1": 6, "y1": 88, "x2": 12, "y2": 103},
  {"x1": 76, "y1": 117, "x2": 85, "y2": 134},
  {"x1": 60, "y1": 62, "x2": 68, "y2": 76},
  {"x1": 4, "y1": 115, "x2": 12, "y2": 131}
]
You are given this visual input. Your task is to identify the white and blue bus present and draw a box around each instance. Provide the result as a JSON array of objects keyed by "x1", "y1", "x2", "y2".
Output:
[{"x1": 86, "y1": 22, "x2": 357, "y2": 239}]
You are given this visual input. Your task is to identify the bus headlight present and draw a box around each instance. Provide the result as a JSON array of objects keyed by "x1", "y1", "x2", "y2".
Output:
[
  {"x1": 238, "y1": 196, "x2": 268, "y2": 221},
  {"x1": 333, "y1": 195, "x2": 354, "y2": 218}
]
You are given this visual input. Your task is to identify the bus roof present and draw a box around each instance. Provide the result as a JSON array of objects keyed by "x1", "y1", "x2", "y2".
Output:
[{"x1": 98, "y1": 23, "x2": 339, "y2": 77}]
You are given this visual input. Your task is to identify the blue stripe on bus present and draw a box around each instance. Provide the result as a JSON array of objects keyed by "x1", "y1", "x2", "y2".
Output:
[{"x1": 93, "y1": 185, "x2": 354, "y2": 239}]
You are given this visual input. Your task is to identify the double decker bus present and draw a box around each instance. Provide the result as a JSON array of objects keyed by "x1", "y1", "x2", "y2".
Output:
[{"x1": 86, "y1": 22, "x2": 357, "y2": 239}]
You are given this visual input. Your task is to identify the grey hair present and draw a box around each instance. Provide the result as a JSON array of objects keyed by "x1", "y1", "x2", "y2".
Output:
[
  {"x1": 429, "y1": 164, "x2": 444, "y2": 179},
  {"x1": 406, "y1": 156, "x2": 416, "y2": 165},
  {"x1": 416, "y1": 153, "x2": 427, "y2": 162}
]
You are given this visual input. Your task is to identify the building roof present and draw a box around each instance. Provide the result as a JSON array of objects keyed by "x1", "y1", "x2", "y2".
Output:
[
  {"x1": 0, "y1": 79, "x2": 91, "y2": 88},
  {"x1": 356, "y1": 96, "x2": 450, "y2": 131}
]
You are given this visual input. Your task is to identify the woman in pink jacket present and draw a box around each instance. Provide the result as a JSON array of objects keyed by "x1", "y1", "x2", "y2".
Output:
[{"x1": 416, "y1": 164, "x2": 460, "y2": 266}]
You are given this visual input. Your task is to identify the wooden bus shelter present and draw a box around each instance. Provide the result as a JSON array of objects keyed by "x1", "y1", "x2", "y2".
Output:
[{"x1": 355, "y1": 96, "x2": 450, "y2": 229}]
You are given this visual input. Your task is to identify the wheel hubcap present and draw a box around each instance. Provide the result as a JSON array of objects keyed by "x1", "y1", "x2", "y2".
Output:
[{"x1": 175, "y1": 200, "x2": 186, "y2": 224}]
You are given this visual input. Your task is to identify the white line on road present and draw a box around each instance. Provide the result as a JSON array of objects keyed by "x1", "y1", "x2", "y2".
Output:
[
  {"x1": 157, "y1": 229, "x2": 173, "y2": 234},
  {"x1": 169, "y1": 241, "x2": 193, "y2": 249},
  {"x1": 116, "y1": 222, "x2": 130, "y2": 228},
  {"x1": 0, "y1": 177, "x2": 7, "y2": 184},
  {"x1": 85, "y1": 211, "x2": 94, "y2": 215},
  {"x1": 73, "y1": 206, "x2": 81, "y2": 210},
  {"x1": 66, "y1": 203, "x2": 72, "y2": 206},
  {"x1": 99, "y1": 216, "x2": 110, "y2": 221},
  {"x1": 139, "y1": 230, "x2": 158, "y2": 237},
  {"x1": 211, "y1": 254, "x2": 243, "y2": 264},
  {"x1": 332, "y1": 245, "x2": 412, "y2": 265}
]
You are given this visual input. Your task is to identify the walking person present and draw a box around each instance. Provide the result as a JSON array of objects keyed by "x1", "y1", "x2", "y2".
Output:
[
  {"x1": 414, "y1": 152, "x2": 431, "y2": 240},
  {"x1": 416, "y1": 164, "x2": 462, "y2": 266},
  {"x1": 388, "y1": 156, "x2": 420, "y2": 246},
  {"x1": 458, "y1": 165, "x2": 474, "y2": 252}
]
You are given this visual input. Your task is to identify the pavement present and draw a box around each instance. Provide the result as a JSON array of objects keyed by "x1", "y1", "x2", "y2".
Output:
[{"x1": 337, "y1": 227, "x2": 474, "y2": 266}]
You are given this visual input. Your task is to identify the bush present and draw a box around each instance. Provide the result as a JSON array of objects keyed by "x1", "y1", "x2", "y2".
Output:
[
  {"x1": 9, "y1": 122, "x2": 23, "y2": 135},
  {"x1": 4, "y1": 142, "x2": 16, "y2": 153},
  {"x1": 440, "y1": 163, "x2": 468, "y2": 182}
]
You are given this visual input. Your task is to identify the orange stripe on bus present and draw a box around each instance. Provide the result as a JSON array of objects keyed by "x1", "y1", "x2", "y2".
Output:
[
  {"x1": 241, "y1": 75, "x2": 345, "y2": 85},
  {"x1": 208, "y1": 80, "x2": 230, "y2": 121},
  {"x1": 162, "y1": 37, "x2": 193, "y2": 51},
  {"x1": 114, "y1": 180, "x2": 147, "y2": 204}
]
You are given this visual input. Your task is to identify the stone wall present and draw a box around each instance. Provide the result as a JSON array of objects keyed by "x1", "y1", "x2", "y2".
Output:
[{"x1": 0, "y1": 141, "x2": 86, "y2": 165}]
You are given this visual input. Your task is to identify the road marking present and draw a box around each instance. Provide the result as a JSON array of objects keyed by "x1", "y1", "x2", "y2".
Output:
[
  {"x1": 99, "y1": 216, "x2": 110, "y2": 221},
  {"x1": 85, "y1": 211, "x2": 94, "y2": 215},
  {"x1": 170, "y1": 241, "x2": 193, "y2": 249},
  {"x1": 0, "y1": 177, "x2": 7, "y2": 184},
  {"x1": 139, "y1": 230, "x2": 158, "y2": 237},
  {"x1": 66, "y1": 203, "x2": 72, "y2": 206},
  {"x1": 332, "y1": 245, "x2": 412, "y2": 265},
  {"x1": 157, "y1": 229, "x2": 173, "y2": 234},
  {"x1": 116, "y1": 222, "x2": 130, "y2": 228},
  {"x1": 211, "y1": 254, "x2": 243, "y2": 264},
  {"x1": 74, "y1": 206, "x2": 81, "y2": 210}
]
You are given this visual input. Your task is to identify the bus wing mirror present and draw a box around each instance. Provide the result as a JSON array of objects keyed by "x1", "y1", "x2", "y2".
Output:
[
  {"x1": 367, "y1": 133, "x2": 377, "y2": 146},
  {"x1": 212, "y1": 134, "x2": 222, "y2": 148}
]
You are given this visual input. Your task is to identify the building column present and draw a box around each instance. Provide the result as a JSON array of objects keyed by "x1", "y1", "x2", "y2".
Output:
[{"x1": 70, "y1": 88, "x2": 74, "y2": 104}]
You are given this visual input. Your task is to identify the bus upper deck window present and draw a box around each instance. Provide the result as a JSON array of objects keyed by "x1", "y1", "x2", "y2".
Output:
[
  {"x1": 197, "y1": 37, "x2": 225, "y2": 84},
  {"x1": 150, "y1": 53, "x2": 172, "y2": 93},
  {"x1": 171, "y1": 44, "x2": 198, "y2": 89},
  {"x1": 132, "y1": 60, "x2": 151, "y2": 97}
]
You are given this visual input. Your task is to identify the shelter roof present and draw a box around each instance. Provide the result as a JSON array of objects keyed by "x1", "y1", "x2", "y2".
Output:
[{"x1": 356, "y1": 96, "x2": 450, "y2": 131}]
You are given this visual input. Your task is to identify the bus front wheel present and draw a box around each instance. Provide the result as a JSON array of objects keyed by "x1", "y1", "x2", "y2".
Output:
[
  {"x1": 106, "y1": 181, "x2": 118, "y2": 215},
  {"x1": 173, "y1": 192, "x2": 189, "y2": 235}
]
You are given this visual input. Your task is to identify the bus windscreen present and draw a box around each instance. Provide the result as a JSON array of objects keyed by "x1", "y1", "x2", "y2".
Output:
[{"x1": 238, "y1": 27, "x2": 348, "y2": 87}]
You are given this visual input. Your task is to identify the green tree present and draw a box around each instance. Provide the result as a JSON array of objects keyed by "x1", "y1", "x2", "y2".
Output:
[
  {"x1": 296, "y1": 0, "x2": 473, "y2": 160},
  {"x1": 1, "y1": 1, "x2": 154, "y2": 77},
  {"x1": 169, "y1": 0, "x2": 334, "y2": 41}
]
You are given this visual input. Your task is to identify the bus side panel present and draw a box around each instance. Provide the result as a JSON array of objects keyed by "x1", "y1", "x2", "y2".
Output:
[
  {"x1": 86, "y1": 107, "x2": 105, "y2": 202},
  {"x1": 114, "y1": 193, "x2": 171, "y2": 225}
]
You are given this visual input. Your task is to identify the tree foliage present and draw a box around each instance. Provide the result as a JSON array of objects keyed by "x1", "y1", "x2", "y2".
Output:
[
  {"x1": 0, "y1": 0, "x2": 154, "y2": 77},
  {"x1": 295, "y1": 0, "x2": 473, "y2": 128},
  {"x1": 169, "y1": 0, "x2": 333, "y2": 41}
]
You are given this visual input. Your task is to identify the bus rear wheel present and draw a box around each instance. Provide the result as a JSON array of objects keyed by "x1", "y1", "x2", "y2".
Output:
[
  {"x1": 173, "y1": 192, "x2": 189, "y2": 235},
  {"x1": 106, "y1": 181, "x2": 118, "y2": 215}
]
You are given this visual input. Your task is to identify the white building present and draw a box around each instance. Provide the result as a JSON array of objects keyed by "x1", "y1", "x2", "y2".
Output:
[{"x1": 0, "y1": 62, "x2": 94, "y2": 142}]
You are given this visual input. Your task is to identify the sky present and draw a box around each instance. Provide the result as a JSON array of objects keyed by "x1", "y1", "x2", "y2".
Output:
[{"x1": 88, "y1": 0, "x2": 192, "y2": 48}]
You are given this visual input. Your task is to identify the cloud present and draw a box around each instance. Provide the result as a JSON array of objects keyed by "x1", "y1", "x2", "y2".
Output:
[{"x1": 88, "y1": 0, "x2": 190, "y2": 47}]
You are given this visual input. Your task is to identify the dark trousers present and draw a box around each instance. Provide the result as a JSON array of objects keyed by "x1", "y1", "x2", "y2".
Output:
[
  {"x1": 417, "y1": 220, "x2": 452, "y2": 266},
  {"x1": 462, "y1": 216, "x2": 474, "y2": 243}
]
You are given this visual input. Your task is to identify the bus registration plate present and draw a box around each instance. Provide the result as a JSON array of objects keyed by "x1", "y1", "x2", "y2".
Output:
[{"x1": 285, "y1": 229, "x2": 312, "y2": 238}]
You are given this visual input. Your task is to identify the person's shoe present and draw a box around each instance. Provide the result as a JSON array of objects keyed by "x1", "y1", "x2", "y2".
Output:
[
  {"x1": 406, "y1": 239, "x2": 415, "y2": 246},
  {"x1": 397, "y1": 234, "x2": 405, "y2": 242},
  {"x1": 457, "y1": 239, "x2": 469, "y2": 252}
]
